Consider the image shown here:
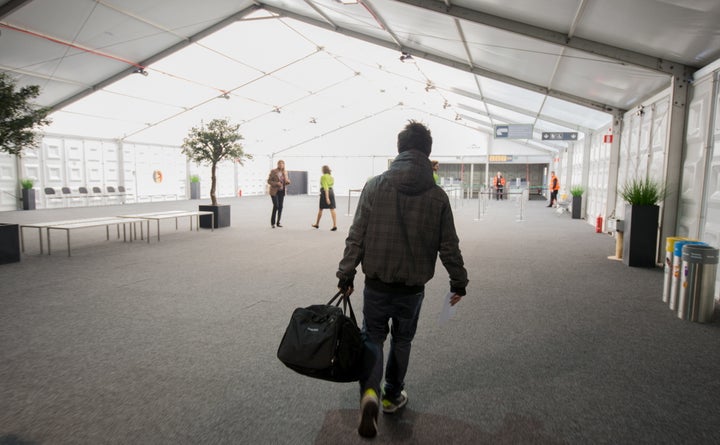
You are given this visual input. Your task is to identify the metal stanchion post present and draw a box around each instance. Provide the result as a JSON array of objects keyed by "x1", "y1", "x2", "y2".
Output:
[
  {"x1": 517, "y1": 189, "x2": 527, "y2": 221},
  {"x1": 514, "y1": 191, "x2": 526, "y2": 222},
  {"x1": 475, "y1": 190, "x2": 485, "y2": 221}
]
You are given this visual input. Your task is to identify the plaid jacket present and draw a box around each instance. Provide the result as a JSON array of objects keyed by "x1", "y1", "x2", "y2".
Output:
[{"x1": 337, "y1": 150, "x2": 468, "y2": 295}]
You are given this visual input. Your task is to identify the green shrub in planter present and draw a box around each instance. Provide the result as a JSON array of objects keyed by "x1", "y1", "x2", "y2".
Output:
[
  {"x1": 620, "y1": 178, "x2": 666, "y2": 205},
  {"x1": 190, "y1": 175, "x2": 200, "y2": 183},
  {"x1": 20, "y1": 178, "x2": 36, "y2": 210},
  {"x1": 570, "y1": 185, "x2": 584, "y2": 197},
  {"x1": 620, "y1": 177, "x2": 667, "y2": 267}
]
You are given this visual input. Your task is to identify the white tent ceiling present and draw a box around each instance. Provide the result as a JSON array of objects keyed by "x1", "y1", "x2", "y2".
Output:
[{"x1": 2, "y1": 0, "x2": 720, "y2": 156}]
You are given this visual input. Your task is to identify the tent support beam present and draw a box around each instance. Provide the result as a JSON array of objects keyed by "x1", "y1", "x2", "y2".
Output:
[
  {"x1": 393, "y1": 0, "x2": 693, "y2": 75},
  {"x1": 262, "y1": 4, "x2": 620, "y2": 115},
  {"x1": 49, "y1": 5, "x2": 262, "y2": 111}
]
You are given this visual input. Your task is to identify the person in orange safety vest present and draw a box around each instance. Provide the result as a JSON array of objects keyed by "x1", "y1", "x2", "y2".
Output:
[
  {"x1": 493, "y1": 171, "x2": 506, "y2": 200},
  {"x1": 548, "y1": 171, "x2": 560, "y2": 207}
]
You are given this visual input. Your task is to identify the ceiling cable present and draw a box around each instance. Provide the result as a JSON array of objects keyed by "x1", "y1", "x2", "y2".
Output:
[{"x1": 0, "y1": 22, "x2": 145, "y2": 69}]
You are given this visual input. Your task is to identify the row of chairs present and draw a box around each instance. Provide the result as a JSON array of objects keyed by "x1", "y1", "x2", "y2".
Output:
[{"x1": 45, "y1": 186, "x2": 127, "y2": 207}]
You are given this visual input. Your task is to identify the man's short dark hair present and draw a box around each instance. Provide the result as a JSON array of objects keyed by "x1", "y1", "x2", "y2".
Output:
[{"x1": 397, "y1": 120, "x2": 432, "y2": 156}]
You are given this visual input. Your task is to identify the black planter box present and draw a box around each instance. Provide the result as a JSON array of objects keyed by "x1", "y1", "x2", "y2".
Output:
[
  {"x1": 199, "y1": 204, "x2": 231, "y2": 228},
  {"x1": 0, "y1": 223, "x2": 21, "y2": 264},
  {"x1": 190, "y1": 182, "x2": 200, "y2": 199},
  {"x1": 22, "y1": 189, "x2": 36, "y2": 210},
  {"x1": 622, "y1": 204, "x2": 659, "y2": 267},
  {"x1": 571, "y1": 196, "x2": 582, "y2": 219}
]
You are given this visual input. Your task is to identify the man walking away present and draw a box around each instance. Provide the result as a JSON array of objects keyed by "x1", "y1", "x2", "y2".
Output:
[{"x1": 336, "y1": 120, "x2": 469, "y2": 439}]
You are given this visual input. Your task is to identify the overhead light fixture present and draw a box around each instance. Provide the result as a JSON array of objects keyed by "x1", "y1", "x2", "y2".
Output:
[
  {"x1": 455, "y1": 114, "x2": 462, "y2": 121},
  {"x1": 399, "y1": 52, "x2": 414, "y2": 63},
  {"x1": 443, "y1": 100, "x2": 449, "y2": 109},
  {"x1": 273, "y1": 106, "x2": 281, "y2": 113},
  {"x1": 424, "y1": 81, "x2": 435, "y2": 92},
  {"x1": 133, "y1": 67, "x2": 148, "y2": 76},
  {"x1": 218, "y1": 92, "x2": 230, "y2": 100},
  {"x1": 309, "y1": 117, "x2": 317, "y2": 124},
  {"x1": 335, "y1": 0, "x2": 359, "y2": 4}
]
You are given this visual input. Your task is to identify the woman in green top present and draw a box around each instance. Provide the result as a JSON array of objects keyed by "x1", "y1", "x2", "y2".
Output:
[
  {"x1": 312, "y1": 165, "x2": 337, "y2": 231},
  {"x1": 432, "y1": 160, "x2": 440, "y2": 185}
]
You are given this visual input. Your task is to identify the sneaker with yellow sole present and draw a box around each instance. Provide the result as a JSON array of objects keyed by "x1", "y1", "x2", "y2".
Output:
[
  {"x1": 381, "y1": 389, "x2": 408, "y2": 414},
  {"x1": 358, "y1": 389, "x2": 379, "y2": 438}
]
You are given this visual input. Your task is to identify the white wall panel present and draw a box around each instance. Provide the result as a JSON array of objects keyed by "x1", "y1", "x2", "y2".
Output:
[
  {"x1": 131, "y1": 144, "x2": 185, "y2": 202},
  {"x1": 586, "y1": 134, "x2": 609, "y2": 223},
  {"x1": 0, "y1": 152, "x2": 18, "y2": 210},
  {"x1": 84, "y1": 140, "x2": 104, "y2": 187},
  {"x1": 121, "y1": 143, "x2": 137, "y2": 203},
  {"x1": 65, "y1": 139, "x2": 84, "y2": 183},
  {"x1": 615, "y1": 119, "x2": 631, "y2": 220},
  {"x1": 628, "y1": 114, "x2": 641, "y2": 179},
  {"x1": 700, "y1": 74, "x2": 720, "y2": 300},
  {"x1": 704, "y1": 79, "x2": 720, "y2": 240},
  {"x1": 678, "y1": 77, "x2": 711, "y2": 239},
  {"x1": 102, "y1": 142, "x2": 119, "y2": 186},
  {"x1": 42, "y1": 138, "x2": 65, "y2": 207},
  {"x1": 215, "y1": 161, "x2": 235, "y2": 200},
  {"x1": 571, "y1": 143, "x2": 583, "y2": 187},
  {"x1": 650, "y1": 99, "x2": 669, "y2": 180},
  {"x1": 614, "y1": 95, "x2": 671, "y2": 224},
  {"x1": 236, "y1": 157, "x2": 269, "y2": 197}
]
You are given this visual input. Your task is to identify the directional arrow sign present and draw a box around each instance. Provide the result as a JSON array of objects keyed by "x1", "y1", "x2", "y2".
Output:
[
  {"x1": 494, "y1": 124, "x2": 533, "y2": 139},
  {"x1": 542, "y1": 132, "x2": 579, "y2": 141}
]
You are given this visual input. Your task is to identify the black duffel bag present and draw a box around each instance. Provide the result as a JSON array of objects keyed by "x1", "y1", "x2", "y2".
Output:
[{"x1": 277, "y1": 291, "x2": 363, "y2": 382}]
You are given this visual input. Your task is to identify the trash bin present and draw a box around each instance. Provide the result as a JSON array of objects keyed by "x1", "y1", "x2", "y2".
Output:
[
  {"x1": 678, "y1": 244, "x2": 719, "y2": 323},
  {"x1": 669, "y1": 240, "x2": 705, "y2": 311},
  {"x1": 662, "y1": 236, "x2": 687, "y2": 303},
  {"x1": 0, "y1": 223, "x2": 21, "y2": 264}
]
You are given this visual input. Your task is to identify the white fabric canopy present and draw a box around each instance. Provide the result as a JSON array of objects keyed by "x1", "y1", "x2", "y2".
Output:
[{"x1": 2, "y1": 0, "x2": 719, "y2": 155}]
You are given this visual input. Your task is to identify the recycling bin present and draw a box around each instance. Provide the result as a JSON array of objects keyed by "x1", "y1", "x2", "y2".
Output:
[
  {"x1": 669, "y1": 241, "x2": 705, "y2": 311},
  {"x1": 662, "y1": 236, "x2": 687, "y2": 303},
  {"x1": 678, "y1": 244, "x2": 719, "y2": 323}
]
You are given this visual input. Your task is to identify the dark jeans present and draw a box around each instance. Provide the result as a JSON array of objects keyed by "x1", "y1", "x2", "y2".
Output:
[
  {"x1": 550, "y1": 190, "x2": 558, "y2": 205},
  {"x1": 360, "y1": 286, "x2": 424, "y2": 399},
  {"x1": 270, "y1": 190, "x2": 285, "y2": 225},
  {"x1": 495, "y1": 187, "x2": 504, "y2": 200}
]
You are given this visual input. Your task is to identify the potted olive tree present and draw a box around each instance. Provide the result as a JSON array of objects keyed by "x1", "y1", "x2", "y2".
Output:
[
  {"x1": 181, "y1": 118, "x2": 252, "y2": 228},
  {"x1": 1, "y1": 73, "x2": 51, "y2": 263},
  {"x1": 619, "y1": 177, "x2": 667, "y2": 267},
  {"x1": 570, "y1": 185, "x2": 584, "y2": 219}
]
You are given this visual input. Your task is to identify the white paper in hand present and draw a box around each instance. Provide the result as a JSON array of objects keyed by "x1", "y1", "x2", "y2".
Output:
[{"x1": 438, "y1": 292, "x2": 457, "y2": 326}]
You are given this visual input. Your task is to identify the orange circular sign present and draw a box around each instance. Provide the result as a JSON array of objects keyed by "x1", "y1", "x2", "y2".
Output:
[{"x1": 153, "y1": 170, "x2": 163, "y2": 183}]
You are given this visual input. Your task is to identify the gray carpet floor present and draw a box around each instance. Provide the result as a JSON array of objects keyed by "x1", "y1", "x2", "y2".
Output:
[{"x1": 1, "y1": 194, "x2": 718, "y2": 445}]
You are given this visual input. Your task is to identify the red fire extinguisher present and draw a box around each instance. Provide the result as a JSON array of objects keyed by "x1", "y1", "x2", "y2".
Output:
[{"x1": 596, "y1": 215, "x2": 603, "y2": 233}]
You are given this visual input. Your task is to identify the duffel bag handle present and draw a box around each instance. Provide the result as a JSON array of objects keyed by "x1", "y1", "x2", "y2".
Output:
[{"x1": 328, "y1": 291, "x2": 358, "y2": 326}]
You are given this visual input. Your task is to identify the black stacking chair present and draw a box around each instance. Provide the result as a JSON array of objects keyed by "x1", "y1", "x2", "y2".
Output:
[{"x1": 44, "y1": 187, "x2": 64, "y2": 207}]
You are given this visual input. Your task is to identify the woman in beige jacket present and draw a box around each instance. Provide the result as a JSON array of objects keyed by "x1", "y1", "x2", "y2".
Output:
[{"x1": 267, "y1": 160, "x2": 291, "y2": 228}]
